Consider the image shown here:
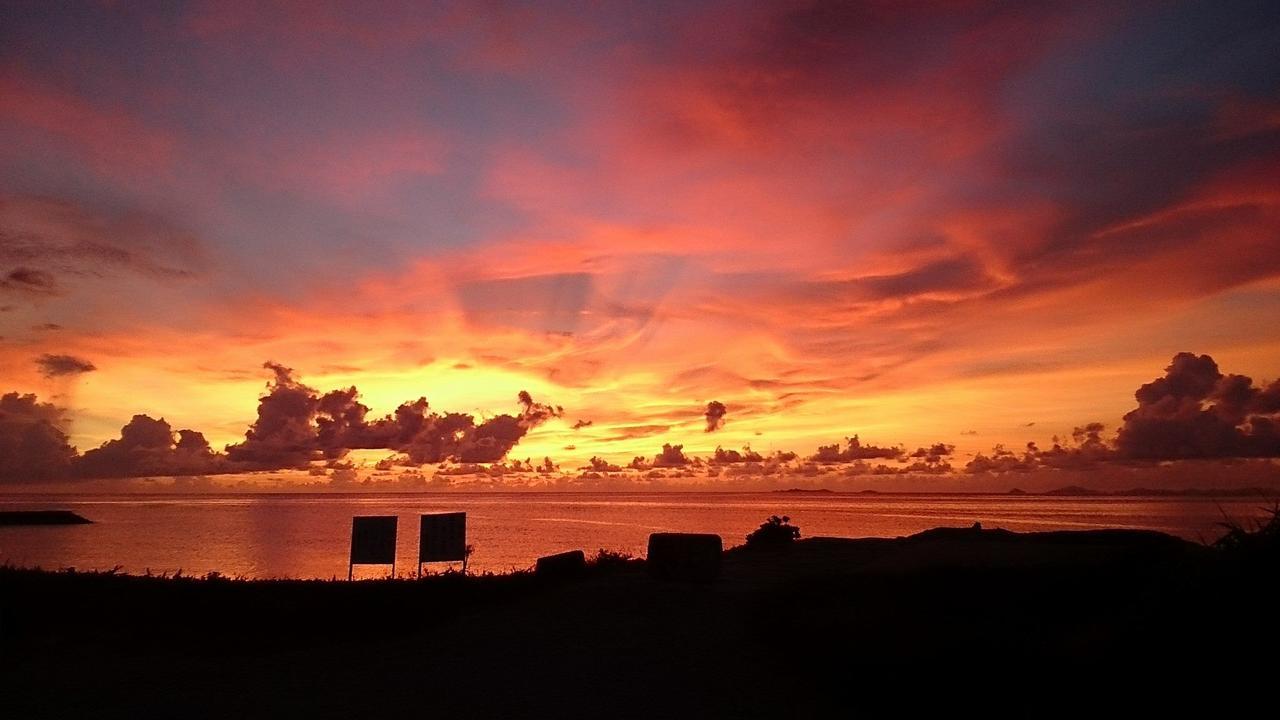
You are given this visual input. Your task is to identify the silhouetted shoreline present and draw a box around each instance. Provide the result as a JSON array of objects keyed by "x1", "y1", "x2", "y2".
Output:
[
  {"x1": 3, "y1": 521, "x2": 1275, "y2": 716},
  {"x1": 0, "y1": 510, "x2": 92, "y2": 526}
]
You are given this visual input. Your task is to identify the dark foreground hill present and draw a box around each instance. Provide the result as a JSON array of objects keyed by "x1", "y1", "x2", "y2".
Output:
[{"x1": 2, "y1": 525, "x2": 1276, "y2": 717}]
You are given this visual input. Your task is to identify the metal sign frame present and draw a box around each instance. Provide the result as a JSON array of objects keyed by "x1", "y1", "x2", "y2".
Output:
[
  {"x1": 418, "y1": 512, "x2": 467, "y2": 577},
  {"x1": 348, "y1": 515, "x2": 398, "y2": 580}
]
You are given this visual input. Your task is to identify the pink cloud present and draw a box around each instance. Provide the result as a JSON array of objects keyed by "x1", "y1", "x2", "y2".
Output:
[{"x1": 0, "y1": 67, "x2": 176, "y2": 180}]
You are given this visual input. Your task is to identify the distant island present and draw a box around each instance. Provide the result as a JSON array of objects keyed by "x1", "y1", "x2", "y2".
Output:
[
  {"x1": 1040, "y1": 486, "x2": 1278, "y2": 498},
  {"x1": 771, "y1": 488, "x2": 836, "y2": 494}
]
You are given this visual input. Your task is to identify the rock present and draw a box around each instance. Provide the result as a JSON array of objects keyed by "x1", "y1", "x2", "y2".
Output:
[{"x1": 536, "y1": 550, "x2": 586, "y2": 579}]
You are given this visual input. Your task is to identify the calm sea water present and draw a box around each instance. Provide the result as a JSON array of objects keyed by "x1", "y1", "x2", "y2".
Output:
[{"x1": 0, "y1": 493, "x2": 1271, "y2": 579}]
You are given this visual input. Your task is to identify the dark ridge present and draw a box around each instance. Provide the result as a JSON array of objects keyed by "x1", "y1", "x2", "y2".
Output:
[
  {"x1": 1037, "y1": 486, "x2": 1279, "y2": 498},
  {"x1": 771, "y1": 488, "x2": 834, "y2": 494},
  {"x1": 2, "y1": 521, "x2": 1274, "y2": 715},
  {"x1": 0, "y1": 510, "x2": 92, "y2": 526},
  {"x1": 1042, "y1": 485, "x2": 1101, "y2": 496}
]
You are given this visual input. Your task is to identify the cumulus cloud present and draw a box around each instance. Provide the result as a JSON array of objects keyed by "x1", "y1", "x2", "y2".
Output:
[
  {"x1": 584, "y1": 456, "x2": 622, "y2": 472},
  {"x1": 225, "y1": 362, "x2": 321, "y2": 467},
  {"x1": 704, "y1": 400, "x2": 727, "y2": 432},
  {"x1": 518, "y1": 389, "x2": 563, "y2": 426},
  {"x1": 35, "y1": 353, "x2": 97, "y2": 377},
  {"x1": 0, "y1": 392, "x2": 77, "y2": 483},
  {"x1": 225, "y1": 362, "x2": 563, "y2": 468},
  {"x1": 966, "y1": 424, "x2": 1116, "y2": 475},
  {"x1": 711, "y1": 445, "x2": 763, "y2": 464},
  {"x1": 76, "y1": 414, "x2": 223, "y2": 479},
  {"x1": 967, "y1": 353, "x2": 1280, "y2": 474},
  {"x1": 1, "y1": 362, "x2": 568, "y2": 482},
  {"x1": 909, "y1": 443, "x2": 955, "y2": 463},
  {"x1": 629, "y1": 443, "x2": 692, "y2": 470},
  {"x1": 1115, "y1": 352, "x2": 1280, "y2": 459},
  {"x1": 809, "y1": 435, "x2": 903, "y2": 463}
]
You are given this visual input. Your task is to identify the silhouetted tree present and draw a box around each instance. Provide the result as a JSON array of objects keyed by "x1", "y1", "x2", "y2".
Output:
[{"x1": 746, "y1": 515, "x2": 800, "y2": 549}]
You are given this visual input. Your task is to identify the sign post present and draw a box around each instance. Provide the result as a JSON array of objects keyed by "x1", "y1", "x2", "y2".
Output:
[
  {"x1": 418, "y1": 512, "x2": 467, "y2": 577},
  {"x1": 349, "y1": 515, "x2": 398, "y2": 580}
]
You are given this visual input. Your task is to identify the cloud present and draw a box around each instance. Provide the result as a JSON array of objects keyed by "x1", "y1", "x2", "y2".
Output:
[
  {"x1": 809, "y1": 435, "x2": 903, "y2": 463},
  {"x1": 704, "y1": 400, "x2": 727, "y2": 432},
  {"x1": 584, "y1": 456, "x2": 622, "y2": 472},
  {"x1": 35, "y1": 353, "x2": 97, "y2": 377},
  {"x1": 1, "y1": 267, "x2": 58, "y2": 295},
  {"x1": 518, "y1": 389, "x2": 564, "y2": 426},
  {"x1": 629, "y1": 443, "x2": 692, "y2": 470},
  {"x1": 1115, "y1": 352, "x2": 1280, "y2": 459},
  {"x1": 909, "y1": 443, "x2": 956, "y2": 463},
  {"x1": 654, "y1": 443, "x2": 690, "y2": 467},
  {"x1": 712, "y1": 446, "x2": 762, "y2": 464},
  {"x1": 225, "y1": 362, "x2": 562, "y2": 468},
  {"x1": 0, "y1": 392, "x2": 77, "y2": 483},
  {"x1": 3, "y1": 361, "x2": 568, "y2": 481},
  {"x1": 75, "y1": 415, "x2": 224, "y2": 479},
  {"x1": 0, "y1": 195, "x2": 206, "y2": 295},
  {"x1": 965, "y1": 352, "x2": 1280, "y2": 474},
  {"x1": 571, "y1": 419, "x2": 593, "y2": 430},
  {"x1": 601, "y1": 424, "x2": 670, "y2": 442},
  {"x1": 0, "y1": 65, "x2": 176, "y2": 178},
  {"x1": 225, "y1": 362, "x2": 322, "y2": 467}
]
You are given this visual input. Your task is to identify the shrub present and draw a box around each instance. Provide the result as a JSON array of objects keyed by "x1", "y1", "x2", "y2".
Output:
[
  {"x1": 1214, "y1": 504, "x2": 1279, "y2": 560},
  {"x1": 588, "y1": 548, "x2": 638, "y2": 571},
  {"x1": 746, "y1": 515, "x2": 800, "y2": 549}
]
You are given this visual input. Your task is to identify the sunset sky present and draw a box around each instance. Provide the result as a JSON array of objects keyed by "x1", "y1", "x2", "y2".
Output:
[{"x1": 2, "y1": 1, "x2": 1279, "y2": 488}]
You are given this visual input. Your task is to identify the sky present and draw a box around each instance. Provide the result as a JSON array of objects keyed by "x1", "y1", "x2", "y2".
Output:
[{"x1": 2, "y1": 1, "x2": 1280, "y2": 489}]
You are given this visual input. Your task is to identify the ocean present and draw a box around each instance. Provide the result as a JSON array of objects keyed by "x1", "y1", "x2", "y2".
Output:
[{"x1": 1, "y1": 492, "x2": 1271, "y2": 579}]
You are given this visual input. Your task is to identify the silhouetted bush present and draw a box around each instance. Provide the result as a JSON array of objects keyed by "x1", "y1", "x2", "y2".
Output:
[
  {"x1": 746, "y1": 515, "x2": 800, "y2": 549},
  {"x1": 588, "y1": 548, "x2": 638, "y2": 570},
  {"x1": 1214, "y1": 504, "x2": 1279, "y2": 561}
]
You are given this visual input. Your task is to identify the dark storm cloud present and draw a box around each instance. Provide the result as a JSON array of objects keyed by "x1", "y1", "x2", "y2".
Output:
[
  {"x1": 704, "y1": 400, "x2": 727, "y2": 432},
  {"x1": 35, "y1": 353, "x2": 97, "y2": 377},
  {"x1": 0, "y1": 392, "x2": 77, "y2": 483}
]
